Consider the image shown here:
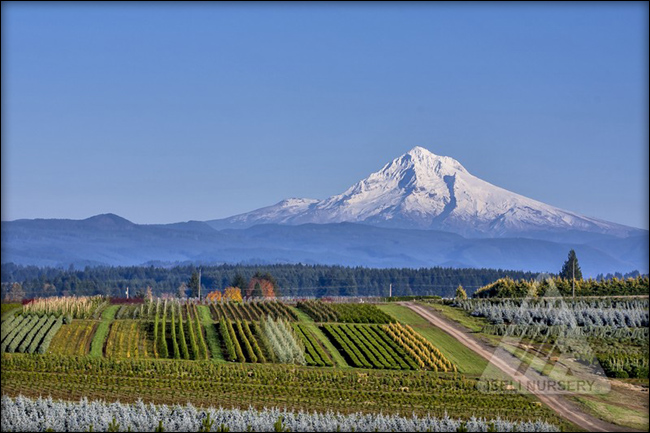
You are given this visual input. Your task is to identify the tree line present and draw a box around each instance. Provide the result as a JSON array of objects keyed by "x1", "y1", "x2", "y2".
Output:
[{"x1": 1, "y1": 262, "x2": 538, "y2": 300}]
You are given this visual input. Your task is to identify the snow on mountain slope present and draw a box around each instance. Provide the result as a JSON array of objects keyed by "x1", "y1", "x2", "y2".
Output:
[
  {"x1": 207, "y1": 147, "x2": 639, "y2": 238},
  {"x1": 207, "y1": 198, "x2": 319, "y2": 229}
]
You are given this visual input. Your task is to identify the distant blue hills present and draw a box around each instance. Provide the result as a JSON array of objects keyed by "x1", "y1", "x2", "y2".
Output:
[{"x1": 2, "y1": 213, "x2": 647, "y2": 277}]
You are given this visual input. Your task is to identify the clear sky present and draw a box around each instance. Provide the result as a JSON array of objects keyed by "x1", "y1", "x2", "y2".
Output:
[{"x1": 2, "y1": 3, "x2": 648, "y2": 229}]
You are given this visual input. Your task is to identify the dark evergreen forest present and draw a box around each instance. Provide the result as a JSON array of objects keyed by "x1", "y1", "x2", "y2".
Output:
[{"x1": 1, "y1": 262, "x2": 539, "y2": 299}]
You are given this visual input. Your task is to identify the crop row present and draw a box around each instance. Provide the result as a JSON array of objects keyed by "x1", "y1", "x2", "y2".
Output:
[
  {"x1": 321, "y1": 324, "x2": 417, "y2": 370},
  {"x1": 151, "y1": 301, "x2": 209, "y2": 360},
  {"x1": 457, "y1": 299, "x2": 649, "y2": 329},
  {"x1": 1, "y1": 314, "x2": 62, "y2": 354},
  {"x1": 219, "y1": 318, "x2": 268, "y2": 363},
  {"x1": 48, "y1": 320, "x2": 98, "y2": 357},
  {"x1": 482, "y1": 323, "x2": 649, "y2": 345},
  {"x1": 114, "y1": 304, "x2": 148, "y2": 320},
  {"x1": 1, "y1": 354, "x2": 564, "y2": 425},
  {"x1": 104, "y1": 320, "x2": 153, "y2": 359},
  {"x1": 209, "y1": 300, "x2": 297, "y2": 322},
  {"x1": 297, "y1": 301, "x2": 396, "y2": 324},
  {"x1": 23, "y1": 296, "x2": 108, "y2": 320},
  {"x1": 260, "y1": 316, "x2": 305, "y2": 364},
  {"x1": 293, "y1": 324, "x2": 333, "y2": 367},
  {"x1": 297, "y1": 300, "x2": 338, "y2": 322},
  {"x1": 1, "y1": 395, "x2": 562, "y2": 433},
  {"x1": 329, "y1": 304, "x2": 396, "y2": 324},
  {"x1": 384, "y1": 323, "x2": 456, "y2": 372}
]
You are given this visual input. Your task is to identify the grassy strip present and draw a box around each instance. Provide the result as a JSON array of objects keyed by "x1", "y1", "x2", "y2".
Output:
[
  {"x1": 574, "y1": 395, "x2": 649, "y2": 431},
  {"x1": 197, "y1": 305, "x2": 224, "y2": 361},
  {"x1": 89, "y1": 305, "x2": 119, "y2": 358},
  {"x1": 417, "y1": 302, "x2": 487, "y2": 333}
]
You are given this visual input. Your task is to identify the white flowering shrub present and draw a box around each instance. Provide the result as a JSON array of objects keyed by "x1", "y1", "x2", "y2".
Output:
[{"x1": 1, "y1": 395, "x2": 560, "y2": 432}]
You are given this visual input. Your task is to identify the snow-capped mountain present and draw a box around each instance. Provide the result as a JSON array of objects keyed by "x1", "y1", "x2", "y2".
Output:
[
  {"x1": 207, "y1": 146, "x2": 639, "y2": 239},
  {"x1": 4, "y1": 147, "x2": 646, "y2": 273}
]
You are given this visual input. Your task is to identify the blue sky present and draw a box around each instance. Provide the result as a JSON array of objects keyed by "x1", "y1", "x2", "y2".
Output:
[{"x1": 2, "y1": 3, "x2": 648, "y2": 229}]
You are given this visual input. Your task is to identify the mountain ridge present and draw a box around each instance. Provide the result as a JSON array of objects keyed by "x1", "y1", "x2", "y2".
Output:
[{"x1": 206, "y1": 146, "x2": 641, "y2": 239}]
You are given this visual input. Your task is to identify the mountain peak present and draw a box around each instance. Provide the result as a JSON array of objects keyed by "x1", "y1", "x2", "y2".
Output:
[
  {"x1": 407, "y1": 145, "x2": 433, "y2": 155},
  {"x1": 401, "y1": 146, "x2": 468, "y2": 175},
  {"x1": 83, "y1": 213, "x2": 135, "y2": 229}
]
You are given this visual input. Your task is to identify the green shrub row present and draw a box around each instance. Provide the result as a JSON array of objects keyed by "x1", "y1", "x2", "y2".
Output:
[
  {"x1": 36, "y1": 316, "x2": 63, "y2": 354},
  {"x1": 321, "y1": 324, "x2": 369, "y2": 368},
  {"x1": 177, "y1": 305, "x2": 189, "y2": 360},
  {"x1": 17, "y1": 315, "x2": 51, "y2": 353},
  {"x1": 1, "y1": 315, "x2": 27, "y2": 342},
  {"x1": 241, "y1": 321, "x2": 265, "y2": 363},
  {"x1": 170, "y1": 305, "x2": 180, "y2": 359},
  {"x1": 185, "y1": 305, "x2": 200, "y2": 360},
  {"x1": 297, "y1": 300, "x2": 338, "y2": 322},
  {"x1": 2, "y1": 315, "x2": 38, "y2": 353},
  {"x1": 158, "y1": 304, "x2": 169, "y2": 358},
  {"x1": 367, "y1": 325, "x2": 418, "y2": 370},
  {"x1": 234, "y1": 321, "x2": 257, "y2": 363},
  {"x1": 329, "y1": 304, "x2": 395, "y2": 324},
  {"x1": 250, "y1": 321, "x2": 275, "y2": 363},
  {"x1": 27, "y1": 315, "x2": 58, "y2": 354},
  {"x1": 294, "y1": 324, "x2": 332, "y2": 367}
]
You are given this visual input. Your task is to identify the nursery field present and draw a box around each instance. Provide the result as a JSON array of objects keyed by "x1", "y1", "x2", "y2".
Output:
[
  {"x1": 0, "y1": 354, "x2": 567, "y2": 427},
  {"x1": 0, "y1": 296, "x2": 597, "y2": 431}
]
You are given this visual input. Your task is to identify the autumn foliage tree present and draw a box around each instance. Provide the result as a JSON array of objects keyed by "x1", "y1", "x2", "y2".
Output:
[
  {"x1": 247, "y1": 278, "x2": 276, "y2": 298},
  {"x1": 223, "y1": 287, "x2": 243, "y2": 302},
  {"x1": 205, "y1": 290, "x2": 222, "y2": 302}
]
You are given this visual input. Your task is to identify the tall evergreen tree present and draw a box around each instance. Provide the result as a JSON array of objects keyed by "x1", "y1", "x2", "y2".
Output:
[
  {"x1": 559, "y1": 249, "x2": 583, "y2": 281},
  {"x1": 188, "y1": 271, "x2": 200, "y2": 298},
  {"x1": 231, "y1": 274, "x2": 247, "y2": 291}
]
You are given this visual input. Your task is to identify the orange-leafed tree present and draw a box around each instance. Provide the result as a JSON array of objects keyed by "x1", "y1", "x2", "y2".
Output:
[
  {"x1": 247, "y1": 277, "x2": 276, "y2": 299},
  {"x1": 223, "y1": 287, "x2": 243, "y2": 302},
  {"x1": 205, "y1": 290, "x2": 222, "y2": 302}
]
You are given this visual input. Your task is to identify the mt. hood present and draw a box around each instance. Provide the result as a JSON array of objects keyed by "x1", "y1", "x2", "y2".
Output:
[{"x1": 207, "y1": 146, "x2": 638, "y2": 239}]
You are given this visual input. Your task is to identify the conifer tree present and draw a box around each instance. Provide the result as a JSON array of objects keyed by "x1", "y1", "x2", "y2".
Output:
[
  {"x1": 188, "y1": 271, "x2": 200, "y2": 298},
  {"x1": 559, "y1": 249, "x2": 583, "y2": 281}
]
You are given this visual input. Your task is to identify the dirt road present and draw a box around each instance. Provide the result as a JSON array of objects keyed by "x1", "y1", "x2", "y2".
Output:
[{"x1": 403, "y1": 302, "x2": 639, "y2": 432}]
